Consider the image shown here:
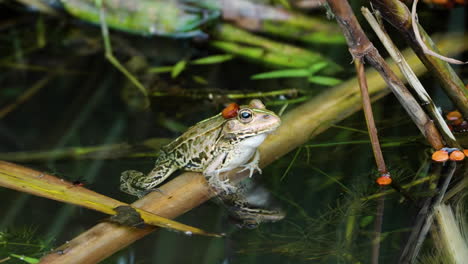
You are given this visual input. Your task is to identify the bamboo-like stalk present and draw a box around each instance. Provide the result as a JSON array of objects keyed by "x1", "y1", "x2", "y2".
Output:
[
  {"x1": 38, "y1": 35, "x2": 467, "y2": 263},
  {"x1": 0, "y1": 161, "x2": 221, "y2": 237},
  {"x1": 370, "y1": 0, "x2": 468, "y2": 117},
  {"x1": 434, "y1": 204, "x2": 468, "y2": 263}
]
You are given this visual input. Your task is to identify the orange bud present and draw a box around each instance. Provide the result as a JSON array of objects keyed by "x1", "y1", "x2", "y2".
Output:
[
  {"x1": 446, "y1": 111, "x2": 463, "y2": 125},
  {"x1": 449, "y1": 150, "x2": 465, "y2": 161},
  {"x1": 376, "y1": 176, "x2": 392, "y2": 186},
  {"x1": 222, "y1": 103, "x2": 239, "y2": 119},
  {"x1": 464, "y1": 149, "x2": 468, "y2": 157},
  {"x1": 432, "y1": 150, "x2": 449, "y2": 162}
]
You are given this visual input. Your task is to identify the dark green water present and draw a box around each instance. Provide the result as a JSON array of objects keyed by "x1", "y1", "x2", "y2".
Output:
[{"x1": 0, "y1": 1, "x2": 467, "y2": 263}]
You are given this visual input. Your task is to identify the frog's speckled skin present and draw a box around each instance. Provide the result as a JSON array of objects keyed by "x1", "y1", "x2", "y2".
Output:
[{"x1": 120, "y1": 99, "x2": 281, "y2": 197}]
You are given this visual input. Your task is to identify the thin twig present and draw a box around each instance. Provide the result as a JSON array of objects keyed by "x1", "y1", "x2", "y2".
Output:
[
  {"x1": 354, "y1": 59, "x2": 388, "y2": 175},
  {"x1": 411, "y1": 0, "x2": 467, "y2": 65},
  {"x1": 372, "y1": 196, "x2": 385, "y2": 264},
  {"x1": 96, "y1": 0, "x2": 150, "y2": 107},
  {"x1": 0, "y1": 73, "x2": 56, "y2": 119}
]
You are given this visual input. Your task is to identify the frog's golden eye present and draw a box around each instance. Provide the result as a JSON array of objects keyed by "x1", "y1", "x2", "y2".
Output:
[{"x1": 238, "y1": 109, "x2": 253, "y2": 123}]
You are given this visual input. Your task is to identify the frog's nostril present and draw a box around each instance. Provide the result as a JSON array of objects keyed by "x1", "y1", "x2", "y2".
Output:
[{"x1": 263, "y1": 115, "x2": 270, "y2": 119}]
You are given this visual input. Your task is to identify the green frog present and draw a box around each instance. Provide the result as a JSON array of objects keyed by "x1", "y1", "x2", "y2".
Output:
[{"x1": 120, "y1": 99, "x2": 281, "y2": 197}]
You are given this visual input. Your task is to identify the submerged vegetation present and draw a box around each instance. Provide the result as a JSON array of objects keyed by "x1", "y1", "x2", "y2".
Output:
[{"x1": 0, "y1": 0, "x2": 467, "y2": 263}]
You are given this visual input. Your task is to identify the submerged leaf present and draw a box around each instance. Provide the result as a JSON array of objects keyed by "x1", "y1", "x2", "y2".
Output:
[
  {"x1": 0, "y1": 161, "x2": 222, "y2": 237},
  {"x1": 171, "y1": 60, "x2": 187, "y2": 78},
  {"x1": 191, "y1": 54, "x2": 234, "y2": 65},
  {"x1": 308, "y1": 76, "x2": 342, "y2": 86},
  {"x1": 10, "y1": 254, "x2": 39, "y2": 264},
  {"x1": 251, "y1": 69, "x2": 310, "y2": 79}
]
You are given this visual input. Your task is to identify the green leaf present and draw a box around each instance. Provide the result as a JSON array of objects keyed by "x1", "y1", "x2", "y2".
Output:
[
  {"x1": 359, "y1": 216, "x2": 374, "y2": 228},
  {"x1": 10, "y1": 254, "x2": 39, "y2": 264},
  {"x1": 171, "y1": 60, "x2": 187, "y2": 78},
  {"x1": 148, "y1": 66, "x2": 173, "y2": 73},
  {"x1": 308, "y1": 76, "x2": 342, "y2": 86},
  {"x1": 192, "y1": 75, "x2": 208, "y2": 85},
  {"x1": 251, "y1": 69, "x2": 310, "y2": 80},
  {"x1": 191, "y1": 54, "x2": 234, "y2": 65},
  {"x1": 308, "y1": 62, "x2": 329, "y2": 75}
]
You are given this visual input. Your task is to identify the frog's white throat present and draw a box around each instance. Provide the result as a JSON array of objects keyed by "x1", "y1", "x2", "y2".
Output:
[{"x1": 238, "y1": 134, "x2": 268, "y2": 148}]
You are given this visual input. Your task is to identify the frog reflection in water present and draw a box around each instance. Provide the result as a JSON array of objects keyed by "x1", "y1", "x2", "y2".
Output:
[{"x1": 120, "y1": 99, "x2": 284, "y2": 227}]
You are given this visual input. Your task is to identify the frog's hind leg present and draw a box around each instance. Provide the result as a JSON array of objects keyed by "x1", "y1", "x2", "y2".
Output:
[{"x1": 120, "y1": 164, "x2": 177, "y2": 197}]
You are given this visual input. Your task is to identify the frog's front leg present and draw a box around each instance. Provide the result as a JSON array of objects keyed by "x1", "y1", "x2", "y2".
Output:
[
  {"x1": 204, "y1": 153, "x2": 237, "y2": 194},
  {"x1": 120, "y1": 162, "x2": 177, "y2": 197},
  {"x1": 238, "y1": 150, "x2": 261, "y2": 178}
]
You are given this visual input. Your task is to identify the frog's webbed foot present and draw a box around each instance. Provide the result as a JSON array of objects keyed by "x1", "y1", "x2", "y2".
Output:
[
  {"x1": 120, "y1": 165, "x2": 176, "y2": 197},
  {"x1": 121, "y1": 170, "x2": 165, "y2": 198},
  {"x1": 208, "y1": 175, "x2": 237, "y2": 194},
  {"x1": 238, "y1": 151, "x2": 261, "y2": 178},
  {"x1": 120, "y1": 170, "x2": 151, "y2": 198}
]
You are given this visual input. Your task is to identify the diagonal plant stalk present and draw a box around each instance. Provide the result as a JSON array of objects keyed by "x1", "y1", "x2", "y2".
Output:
[
  {"x1": 399, "y1": 162, "x2": 457, "y2": 263},
  {"x1": 0, "y1": 73, "x2": 56, "y2": 119},
  {"x1": 370, "y1": 0, "x2": 468, "y2": 117},
  {"x1": 324, "y1": 0, "x2": 444, "y2": 150},
  {"x1": 361, "y1": 7, "x2": 460, "y2": 149},
  {"x1": 0, "y1": 161, "x2": 221, "y2": 238},
  {"x1": 95, "y1": 0, "x2": 150, "y2": 108},
  {"x1": 36, "y1": 35, "x2": 468, "y2": 264}
]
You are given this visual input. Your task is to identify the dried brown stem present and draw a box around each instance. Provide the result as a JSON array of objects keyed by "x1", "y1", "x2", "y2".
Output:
[
  {"x1": 371, "y1": 0, "x2": 468, "y2": 117},
  {"x1": 325, "y1": 0, "x2": 444, "y2": 149},
  {"x1": 354, "y1": 59, "x2": 387, "y2": 175},
  {"x1": 411, "y1": 0, "x2": 467, "y2": 65}
]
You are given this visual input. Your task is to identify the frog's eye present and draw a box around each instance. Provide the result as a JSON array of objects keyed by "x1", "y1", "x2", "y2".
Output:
[{"x1": 238, "y1": 109, "x2": 253, "y2": 123}]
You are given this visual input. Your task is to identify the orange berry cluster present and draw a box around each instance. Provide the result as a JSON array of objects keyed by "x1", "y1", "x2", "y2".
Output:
[
  {"x1": 432, "y1": 148, "x2": 468, "y2": 162},
  {"x1": 446, "y1": 110, "x2": 468, "y2": 132}
]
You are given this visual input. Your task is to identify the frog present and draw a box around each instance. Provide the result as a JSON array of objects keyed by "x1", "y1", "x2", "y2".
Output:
[
  {"x1": 218, "y1": 178, "x2": 286, "y2": 228},
  {"x1": 120, "y1": 99, "x2": 281, "y2": 198}
]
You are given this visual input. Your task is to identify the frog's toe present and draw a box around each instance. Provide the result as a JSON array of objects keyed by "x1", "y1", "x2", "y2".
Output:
[
  {"x1": 208, "y1": 176, "x2": 237, "y2": 194},
  {"x1": 238, "y1": 165, "x2": 262, "y2": 178},
  {"x1": 121, "y1": 170, "x2": 144, "y2": 182},
  {"x1": 120, "y1": 170, "x2": 150, "y2": 197}
]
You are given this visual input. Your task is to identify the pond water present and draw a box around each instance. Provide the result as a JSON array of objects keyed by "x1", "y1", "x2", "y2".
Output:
[{"x1": 0, "y1": 1, "x2": 467, "y2": 264}]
